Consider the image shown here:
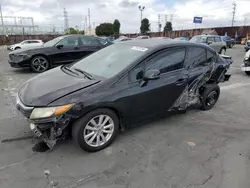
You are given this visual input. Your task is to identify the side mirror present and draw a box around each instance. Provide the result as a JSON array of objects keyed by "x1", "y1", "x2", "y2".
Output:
[
  {"x1": 144, "y1": 69, "x2": 160, "y2": 80},
  {"x1": 207, "y1": 41, "x2": 213, "y2": 45},
  {"x1": 56, "y1": 44, "x2": 63, "y2": 49}
]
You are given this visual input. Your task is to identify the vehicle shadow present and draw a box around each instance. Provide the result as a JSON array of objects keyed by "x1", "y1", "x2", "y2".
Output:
[{"x1": 10, "y1": 68, "x2": 38, "y2": 75}]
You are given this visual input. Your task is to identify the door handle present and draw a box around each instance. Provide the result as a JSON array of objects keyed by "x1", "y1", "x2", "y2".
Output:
[{"x1": 175, "y1": 78, "x2": 186, "y2": 85}]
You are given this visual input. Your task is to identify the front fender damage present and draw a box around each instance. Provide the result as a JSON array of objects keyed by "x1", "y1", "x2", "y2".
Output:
[{"x1": 30, "y1": 114, "x2": 73, "y2": 150}]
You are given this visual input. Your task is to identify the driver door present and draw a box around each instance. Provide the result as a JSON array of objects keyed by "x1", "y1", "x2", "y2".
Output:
[
  {"x1": 50, "y1": 36, "x2": 83, "y2": 66},
  {"x1": 119, "y1": 47, "x2": 188, "y2": 125}
]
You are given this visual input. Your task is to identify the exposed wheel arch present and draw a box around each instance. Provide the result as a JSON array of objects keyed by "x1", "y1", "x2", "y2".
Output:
[
  {"x1": 71, "y1": 106, "x2": 125, "y2": 130},
  {"x1": 14, "y1": 46, "x2": 21, "y2": 50}
]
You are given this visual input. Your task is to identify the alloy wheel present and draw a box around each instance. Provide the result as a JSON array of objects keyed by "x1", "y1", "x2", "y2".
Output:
[
  {"x1": 206, "y1": 91, "x2": 218, "y2": 107},
  {"x1": 83, "y1": 115, "x2": 114, "y2": 147},
  {"x1": 31, "y1": 56, "x2": 49, "y2": 73}
]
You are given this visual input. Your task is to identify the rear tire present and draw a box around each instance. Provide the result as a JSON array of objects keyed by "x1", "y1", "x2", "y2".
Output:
[
  {"x1": 245, "y1": 71, "x2": 250, "y2": 76},
  {"x1": 200, "y1": 84, "x2": 220, "y2": 111},
  {"x1": 229, "y1": 44, "x2": 233, "y2": 48},
  {"x1": 219, "y1": 48, "x2": 226, "y2": 55},
  {"x1": 72, "y1": 108, "x2": 119, "y2": 152}
]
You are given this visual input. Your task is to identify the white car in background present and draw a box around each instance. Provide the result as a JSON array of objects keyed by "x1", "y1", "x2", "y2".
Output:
[{"x1": 9, "y1": 40, "x2": 43, "y2": 51}]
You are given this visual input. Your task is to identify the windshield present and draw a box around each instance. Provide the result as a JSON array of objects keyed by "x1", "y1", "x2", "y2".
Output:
[
  {"x1": 71, "y1": 44, "x2": 148, "y2": 78},
  {"x1": 43, "y1": 36, "x2": 64, "y2": 47}
]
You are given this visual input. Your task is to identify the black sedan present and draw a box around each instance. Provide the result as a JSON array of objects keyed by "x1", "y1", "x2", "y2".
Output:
[
  {"x1": 8, "y1": 35, "x2": 110, "y2": 73},
  {"x1": 16, "y1": 39, "x2": 232, "y2": 152}
]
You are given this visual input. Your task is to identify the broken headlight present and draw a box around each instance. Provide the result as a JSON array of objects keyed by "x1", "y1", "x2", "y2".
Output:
[{"x1": 30, "y1": 104, "x2": 73, "y2": 120}]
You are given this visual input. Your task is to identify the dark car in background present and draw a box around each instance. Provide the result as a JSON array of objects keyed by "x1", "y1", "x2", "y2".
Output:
[
  {"x1": 15, "y1": 39, "x2": 232, "y2": 152},
  {"x1": 244, "y1": 40, "x2": 250, "y2": 52},
  {"x1": 221, "y1": 36, "x2": 234, "y2": 48},
  {"x1": 8, "y1": 35, "x2": 110, "y2": 73}
]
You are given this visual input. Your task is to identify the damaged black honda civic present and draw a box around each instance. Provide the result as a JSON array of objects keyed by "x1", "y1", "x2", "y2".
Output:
[{"x1": 16, "y1": 39, "x2": 232, "y2": 152}]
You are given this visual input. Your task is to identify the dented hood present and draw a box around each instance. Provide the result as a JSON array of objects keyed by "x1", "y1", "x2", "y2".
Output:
[{"x1": 18, "y1": 67, "x2": 100, "y2": 106}]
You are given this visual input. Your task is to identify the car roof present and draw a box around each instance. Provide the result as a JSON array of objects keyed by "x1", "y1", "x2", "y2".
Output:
[
  {"x1": 194, "y1": 35, "x2": 220, "y2": 37},
  {"x1": 121, "y1": 38, "x2": 206, "y2": 49}
]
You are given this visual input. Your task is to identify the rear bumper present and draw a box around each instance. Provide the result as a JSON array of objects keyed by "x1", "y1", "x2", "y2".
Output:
[
  {"x1": 244, "y1": 46, "x2": 250, "y2": 50},
  {"x1": 241, "y1": 64, "x2": 250, "y2": 72}
]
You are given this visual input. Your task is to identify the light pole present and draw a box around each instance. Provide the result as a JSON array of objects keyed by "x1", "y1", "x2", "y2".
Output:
[{"x1": 138, "y1": 5, "x2": 145, "y2": 22}]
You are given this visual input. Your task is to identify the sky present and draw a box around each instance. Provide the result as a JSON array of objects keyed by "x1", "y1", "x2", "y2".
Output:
[{"x1": 0, "y1": 0, "x2": 250, "y2": 33}]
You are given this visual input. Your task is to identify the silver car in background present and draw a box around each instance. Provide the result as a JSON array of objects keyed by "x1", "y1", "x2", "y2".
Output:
[{"x1": 190, "y1": 35, "x2": 227, "y2": 54}]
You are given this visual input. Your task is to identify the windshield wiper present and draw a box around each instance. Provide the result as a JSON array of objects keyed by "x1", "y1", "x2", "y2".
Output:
[
  {"x1": 73, "y1": 68, "x2": 93, "y2": 80},
  {"x1": 63, "y1": 65, "x2": 79, "y2": 76}
]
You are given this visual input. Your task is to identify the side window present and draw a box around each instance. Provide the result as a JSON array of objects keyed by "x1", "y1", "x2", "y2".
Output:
[
  {"x1": 22, "y1": 41, "x2": 29, "y2": 44},
  {"x1": 30, "y1": 41, "x2": 40, "y2": 43},
  {"x1": 81, "y1": 37, "x2": 101, "y2": 46},
  {"x1": 186, "y1": 47, "x2": 207, "y2": 68},
  {"x1": 145, "y1": 48, "x2": 185, "y2": 74},
  {"x1": 207, "y1": 37, "x2": 215, "y2": 43},
  {"x1": 57, "y1": 36, "x2": 79, "y2": 46},
  {"x1": 129, "y1": 63, "x2": 144, "y2": 82},
  {"x1": 98, "y1": 39, "x2": 108, "y2": 45},
  {"x1": 215, "y1": 37, "x2": 222, "y2": 42}
]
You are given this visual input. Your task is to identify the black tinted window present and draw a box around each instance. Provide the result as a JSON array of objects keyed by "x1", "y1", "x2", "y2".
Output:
[
  {"x1": 186, "y1": 47, "x2": 207, "y2": 68},
  {"x1": 215, "y1": 37, "x2": 222, "y2": 42},
  {"x1": 81, "y1": 37, "x2": 101, "y2": 46},
  {"x1": 129, "y1": 63, "x2": 144, "y2": 82},
  {"x1": 57, "y1": 36, "x2": 79, "y2": 46},
  {"x1": 146, "y1": 48, "x2": 185, "y2": 74}
]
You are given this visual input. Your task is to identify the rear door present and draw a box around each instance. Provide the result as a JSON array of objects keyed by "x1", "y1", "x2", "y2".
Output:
[
  {"x1": 119, "y1": 47, "x2": 188, "y2": 124},
  {"x1": 77, "y1": 36, "x2": 104, "y2": 60},
  {"x1": 215, "y1": 36, "x2": 225, "y2": 50},
  {"x1": 185, "y1": 46, "x2": 212, "y2": 92},
  {"x1": 206, "y1": 37, "x2": 218, "y2": 52}
]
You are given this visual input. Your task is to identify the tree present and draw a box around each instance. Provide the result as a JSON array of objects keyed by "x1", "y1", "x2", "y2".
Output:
[
  {"x1": 95, "y1": 23, "x2": 114, "y2": 36},
  {"x1": 66, "y1": 27, "x2": 78, "y2": 34},
  {"x1": 163, "y1": 22, "x2": 173, "y2": 33},
  {"x1": 113, "y1": 19, "x2": 121, "y2": 34},
  {"x1": 140, "y1": 18, "x2": 150, "y2": 34},
  {"x1": 78, "y1": 30, "x2": 85, "y2": 35}
]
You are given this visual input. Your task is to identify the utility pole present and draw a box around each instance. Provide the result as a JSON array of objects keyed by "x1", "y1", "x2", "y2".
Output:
[
  {"x1": 88, "y1": 8, "x2": 91, "y2": 35},
  {"x1": 0, "y1": 5, "x2": 5, "y2": 35},
  {"x1": 84, "y1": 16, "x2": 87, "y2": 33},
  {"x1": 63, "y1": 8, "x2": 69, "y2": 33},
  {"x1": 244, "y1": 17, "x2": 247, "y2": 26},
  {"x1": 158, "y1": 14, "x2": 161, "y2": 32},
  {"x1": 232, "y1": 2, "x2": 236, "y2": 27}
]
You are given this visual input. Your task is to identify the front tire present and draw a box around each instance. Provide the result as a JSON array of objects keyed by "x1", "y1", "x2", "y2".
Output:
[
  {"x1": 245, "y1": 71, "x2": 250, "y2": 76},
  {"x1": 200, "y1": 84, "x2": 220, "y2": 111},
  {"x1": 15, "y1": 47, "x2": 21, "y2": 50},
  {"x1": 30, "y1": 56, "x2": 50, "y2": 73},
  {"x1": 72, "y1": 108, "x2": 119, "y2": 152}
]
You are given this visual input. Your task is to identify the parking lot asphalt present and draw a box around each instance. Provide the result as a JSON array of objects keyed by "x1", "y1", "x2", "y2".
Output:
[{"x1": 0, "y1": 45, "x2": 250, "y2": 188}]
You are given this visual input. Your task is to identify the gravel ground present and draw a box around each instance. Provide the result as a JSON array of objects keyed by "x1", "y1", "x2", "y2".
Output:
[{"x1": 0, "y1": 45, "x2": 250, "y2": 188}]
